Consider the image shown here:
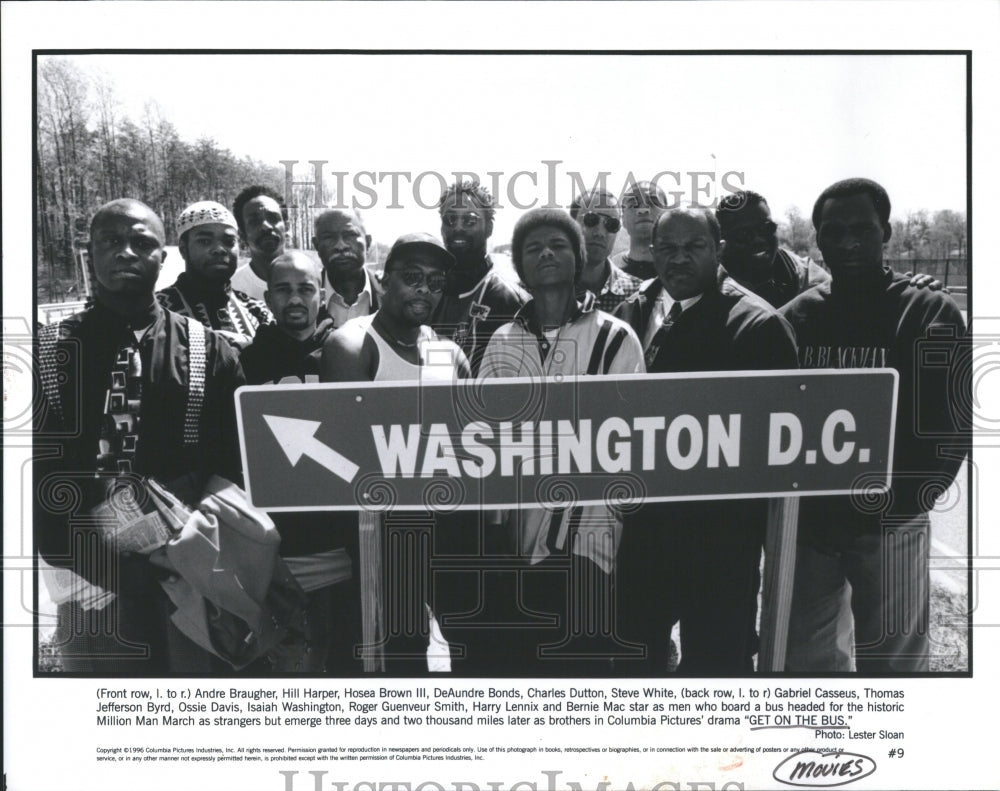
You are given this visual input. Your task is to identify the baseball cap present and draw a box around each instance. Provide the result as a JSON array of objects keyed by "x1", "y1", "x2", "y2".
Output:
[{"x1": 384, "y1": 232, "x2": 455, "y2": 271}]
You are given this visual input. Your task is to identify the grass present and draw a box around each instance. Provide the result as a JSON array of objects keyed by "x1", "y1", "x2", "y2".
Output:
[{"x1": 929, "y1": 573, "x2": 969, "y2": 672}]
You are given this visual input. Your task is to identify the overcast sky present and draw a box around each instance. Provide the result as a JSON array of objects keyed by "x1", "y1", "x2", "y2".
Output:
[{"x1": 53, "y1": 52, "x2": 967, "y2": 247}]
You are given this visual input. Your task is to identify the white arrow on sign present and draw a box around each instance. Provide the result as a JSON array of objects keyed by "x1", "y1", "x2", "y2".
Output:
[{"x1": 262, "y1": 415, "x2": 360, "y2": 484}]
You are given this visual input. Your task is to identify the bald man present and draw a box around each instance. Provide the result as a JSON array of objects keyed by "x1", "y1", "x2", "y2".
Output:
[
  {"x1": 35, "y1": 199, "x2": 246, "y2": 674},
  {"x1": 240, "y1": 251, "x2": 334, "y2": 384},
  {"x1": 239, "y1": 251, "x2": 358, "y2": 671}
]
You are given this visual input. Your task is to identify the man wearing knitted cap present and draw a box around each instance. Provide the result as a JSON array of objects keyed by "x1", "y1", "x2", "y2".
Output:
[
  {"x1": 157, "y1": 200, "x2": 271, "y2": 348},
  {"x1": 475, "y1": 208, "x2": 645, "y2": 676}
]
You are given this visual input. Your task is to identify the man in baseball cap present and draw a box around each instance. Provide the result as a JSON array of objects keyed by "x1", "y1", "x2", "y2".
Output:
[
  {"x1": 321, "y1": 232, "x2": 467, "y2": 673},
  {"x1": 157, "y1": 200, "x2": 271, "y2": 347}
]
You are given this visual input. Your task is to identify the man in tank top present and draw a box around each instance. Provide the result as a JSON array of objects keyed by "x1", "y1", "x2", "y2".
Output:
[{"x1": 321, "y1": 233, "x2": 469, "y2": 673}]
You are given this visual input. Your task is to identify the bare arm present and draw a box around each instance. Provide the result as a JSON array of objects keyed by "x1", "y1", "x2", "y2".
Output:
[{"x1": 320, "y1": 324, "x2": 378, "y2": 382}]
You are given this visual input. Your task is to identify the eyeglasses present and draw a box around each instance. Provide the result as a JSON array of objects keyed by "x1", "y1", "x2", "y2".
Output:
[
  {"x1": 727, "y1": 220, "x2": 778, "y2": 244},
  {"x1": 581, "y1": 213, "x2": 621, "y2": 233},
  {"x1": 391, "y1": 268, "x2": 448, "y2": 293},
  {"x1": 441, "y1": 212, "x2": 482, "y2": 229}
]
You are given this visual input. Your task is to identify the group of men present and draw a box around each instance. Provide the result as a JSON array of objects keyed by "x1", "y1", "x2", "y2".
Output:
[{"x1": 35, "y1": 175, "x2": 968, "y2": 677}]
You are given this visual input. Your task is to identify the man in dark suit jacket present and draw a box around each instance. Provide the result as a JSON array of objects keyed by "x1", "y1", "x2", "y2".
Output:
[{"x1": 614, "y1": 206, "x2": 798, "y2": 675}]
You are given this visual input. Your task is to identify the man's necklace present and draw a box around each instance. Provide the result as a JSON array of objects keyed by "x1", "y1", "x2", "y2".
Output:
[{"x1": 375, "y1": 316, "x2": 418, "y2": 348}]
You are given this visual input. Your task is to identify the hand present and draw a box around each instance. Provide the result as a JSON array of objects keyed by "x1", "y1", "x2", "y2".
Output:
[{"x1": 905, "y1": 272, "x2": 948, "y2": 292}]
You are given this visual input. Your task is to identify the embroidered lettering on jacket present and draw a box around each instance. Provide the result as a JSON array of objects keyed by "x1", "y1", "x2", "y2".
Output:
[{"x1": 800, "y1": 345, "x2": 889, "y2": 369}]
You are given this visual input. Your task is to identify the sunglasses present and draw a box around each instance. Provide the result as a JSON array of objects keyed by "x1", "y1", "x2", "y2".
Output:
[
  {"x1": 441, "y1": 212, "x2": 482, "y2": 229},
  {"x1": 391, "y1": 268, "x2": 448, "y2": 293},
  {"x1": 728, "y1": 220, "x2": 778, "y2": 244},
  {"x1": 582, "y1": 212, "x2": 621, "y2": 233}
]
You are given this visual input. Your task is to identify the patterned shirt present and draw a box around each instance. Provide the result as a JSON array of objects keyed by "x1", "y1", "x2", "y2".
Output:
[
  {"x1": 156, "y1": 272, "x2": 271, "y2": 347},
  {"x1": 580, "y1": 259, "x2": 643, "y2": 313}
]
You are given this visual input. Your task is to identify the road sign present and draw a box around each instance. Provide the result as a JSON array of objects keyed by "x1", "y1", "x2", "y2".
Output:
[{"x1": 235, "y1": 370, "x2": 897, "y2": 511}]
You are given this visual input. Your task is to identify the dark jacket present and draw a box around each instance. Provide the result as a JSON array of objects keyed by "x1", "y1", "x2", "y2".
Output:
[
  {"x1": 239, "y1": 318, "x2": 334, "y2": 385},
  {"x1": 238, "y1": 317, "x2": 356, "y2": 558},
  {"x1": 34, "y1": 301, "x2": 245, "y2": 588},
  {"x1": 614, "y1": 277, "x2": 799, "y2": 373},
  {"x1": 781, "y1": 267, "x2": 969, "y2": 520},
  {"x1": 432, "y1": 260, "x2": 526, "y2": 376}
]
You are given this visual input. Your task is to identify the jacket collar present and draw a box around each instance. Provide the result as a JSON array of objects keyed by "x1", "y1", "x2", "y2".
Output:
[{"x1": 514, "y1": 291, "x2": 596, "y2": 335}]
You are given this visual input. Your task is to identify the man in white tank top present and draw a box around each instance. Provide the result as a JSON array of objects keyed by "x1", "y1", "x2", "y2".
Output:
[
  {"x1": 322, "y1": 233, "x2": 469, "y2": 382},
  {"x1": 321, "y1": 233, "x2": 468, "y2": 673}
]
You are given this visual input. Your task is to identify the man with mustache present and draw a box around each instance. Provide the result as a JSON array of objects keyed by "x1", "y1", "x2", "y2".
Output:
[
  {"x1": 35, "y1": 199, "x2": 245, "y2": 673},
  {"x1": 431, "y1": 180, "x2": 525, "y2": 375},
  {"x1": 312, "y1": 208, "x2": 380, "y2": 328},
  {"x1": 230, "y1": 185, "x2": 288, "y2": 301},
  {"x1": 240, "y1": 252, "x2": 357, "y2": 671},
  {"x1": 156, "y1": 200, "x2": 271, "y2": 348},
  {"x1": 613, "y1": 206, "x2": 798, "y2": 675},
  {"x1": 570, "y1": 187, "x2": 641, "y2": 312},
  {"x1": 241, "y1": 251, "x2": 334, "y2": 384},
  {"x1": 611, "y1": 180, "x2": 670, "y2": 282},
  {"x1": 321, "y1": 233, "x2": 469, "y2": 672}
]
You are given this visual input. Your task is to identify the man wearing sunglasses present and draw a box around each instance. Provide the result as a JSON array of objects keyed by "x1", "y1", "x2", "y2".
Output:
[
  {"x1": 321, "y1": 233, "x2": 469, "y2": 673},
  {"x1": 432, "y1": 180, "x2": 525, "y2": 375},
  {"x1": 321, "y1": 232, "x2": 468, "y2": 380},
  {"x1": 717, "y1": 190, "x2": 942, "y2": 308},
  {"x1": 612, "y1": 180, "x2": 670, "y2": 282},
  {"x1": 716, "y1": 190, "x2": 831, "y2": 309},
  {"x1": 569, "y1": 188, "x2": 642, "y2": 313}
]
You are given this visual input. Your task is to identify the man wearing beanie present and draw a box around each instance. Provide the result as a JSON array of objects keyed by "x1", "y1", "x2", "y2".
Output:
[
  {"x1": 431, "y1": 180, "x2": 525, "y2": 376},
  {"x1": 474, "y1": 208, "x2": 644, "y2": 676},
  {"x1": 157, "y1": 200, "x2": 271, "y2": 347}
]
